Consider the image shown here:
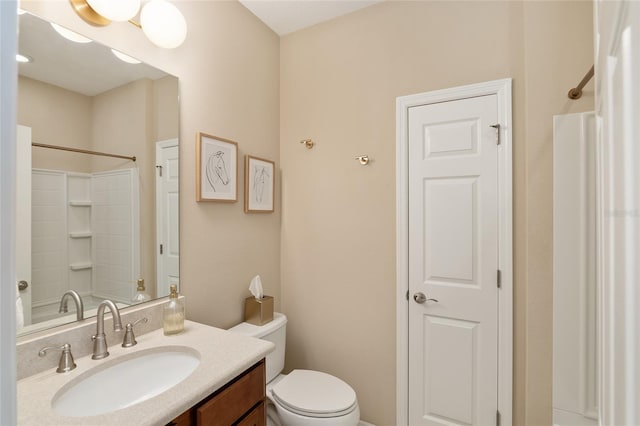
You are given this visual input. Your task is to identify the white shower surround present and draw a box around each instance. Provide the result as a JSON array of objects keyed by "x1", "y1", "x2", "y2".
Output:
[
  {"x1": 30, "y1": 167, "x2": 140, "y2": 324},
  {"x1": 552, "y1": 112, "x2": 598, "y2": 425},
  {"x1": 91, "y1": 168, "x2": 140, "y2": 304},
  {"x1": 31, "y1": 169, "x2": 67, "y2": 322}
]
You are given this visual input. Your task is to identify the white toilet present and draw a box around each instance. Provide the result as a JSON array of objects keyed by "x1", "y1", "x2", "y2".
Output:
[{"x1": 229, "y1": 313, "x2": 360, "y2": 426}]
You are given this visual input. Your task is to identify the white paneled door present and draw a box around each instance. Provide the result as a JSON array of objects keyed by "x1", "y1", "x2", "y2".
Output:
[
  {"x1": 408, "y1": 95, "x2": 499, "y2": 425},
  {"x1": 156, "y1": 139, "x2": 179, "y2": 298}
]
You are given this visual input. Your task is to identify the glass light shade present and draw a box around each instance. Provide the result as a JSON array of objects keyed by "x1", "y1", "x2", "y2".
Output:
[
  {"x1": 16, "y1": 54, "x2": 33, "y2": 63},
  {"x1": 111, "y1": 49, "x2": 141, "y2": 64},
  {"x1": 140, "y1": 0, "x2": 187, "y2": 49},
  {"x1": 86, "y1": 0, "x2": 141, "y2": 22},
  {"x1": 50, "y1": 23, "x2": 92, "y2": 44}
]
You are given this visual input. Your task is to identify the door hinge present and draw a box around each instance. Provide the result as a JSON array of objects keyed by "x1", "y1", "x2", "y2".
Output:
[
  {"x1": 497, "y1": 269, "x2": 502, "y2": 289},
  {"x1": 159, "y1": 244, "x2": 163, "y2": 255},
  {"x1": 156, "y1": 165, "x2": 163, "y2": 177},
  {"x1": 406, "y1": 290, "x2": 409, "y2": 301},
  {"x1": 496, "y1": 410, "x2": 501, "y2": 426},
  {"x1": 490, "y1": 124, "x2": 501, "y2": 145}
]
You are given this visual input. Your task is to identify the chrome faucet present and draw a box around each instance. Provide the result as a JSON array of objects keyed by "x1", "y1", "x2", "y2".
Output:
[
  {"x1": 38, "y1": 343, "x2": 76, "y2": 373},
  {"x1": 58, "y1": 290, "x2": 84, "y2": 321},
  {"x1": 121, "y1": 317, "x2": 148, "y2": 348},
  {"x1": 91, "y1": 300, "x2": 123, "y2": 360}
]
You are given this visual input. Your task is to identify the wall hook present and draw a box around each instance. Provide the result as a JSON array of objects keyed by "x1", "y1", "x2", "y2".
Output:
[
  {"x1": 355, "y1": 155, "x2": 370, "y2": 165},
  {"x1": 300, "y1": 139, "x2": 314, "y2": 149}
]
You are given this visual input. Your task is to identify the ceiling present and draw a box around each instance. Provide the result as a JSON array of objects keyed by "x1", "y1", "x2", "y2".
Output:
[
  {"x1": 18, "y1": 12, "x2": 168, "y2": 97},
  {"x1": 238, "y1": 0, "x2": 383, "y2": 35}
]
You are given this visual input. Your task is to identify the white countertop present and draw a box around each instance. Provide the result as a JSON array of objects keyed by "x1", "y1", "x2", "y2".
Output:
[{"x1": 17, "y1": 320, "x2": 274, "y2": 425}]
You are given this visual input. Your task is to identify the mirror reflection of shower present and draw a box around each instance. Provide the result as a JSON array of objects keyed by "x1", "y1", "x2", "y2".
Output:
[
  {"x1": 16, "y1": 11, "x2": 180, "y2": 336},
  {"x1": 23, "y1": 147, "x2": 140, "y2": 333}
]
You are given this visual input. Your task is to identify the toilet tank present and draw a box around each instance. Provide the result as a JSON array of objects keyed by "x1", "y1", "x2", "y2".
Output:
[{"x1": 228, "y1": 312, "x2": 287, "y2": 383}]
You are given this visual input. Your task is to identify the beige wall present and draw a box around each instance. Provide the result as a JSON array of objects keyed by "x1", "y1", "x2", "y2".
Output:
[
  {"x1": 17, "y1": 75, "x2": 92, "y2": 172},
  {"x1": 153, "y1": 75, "x2": 180, "y2": 143},
  {"x1": 280, "y1": 1, "x2": 593, "y2": 425}
]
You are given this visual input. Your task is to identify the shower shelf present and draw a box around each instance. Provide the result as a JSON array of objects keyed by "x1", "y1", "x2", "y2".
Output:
[
  {"x1": 69, "y1": 262, "x2": 92, "y2": 271},
  {"x1": 69, "y1": 232, "x2": 92, "y2": 239},
  {"x1": 68, "y1": 201, "x2": 91, "y2": 207}
]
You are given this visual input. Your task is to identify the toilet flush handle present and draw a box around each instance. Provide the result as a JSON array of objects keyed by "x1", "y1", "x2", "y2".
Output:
[{"x1": 413, "y1": 292, "x2": 439, "y2": 304}]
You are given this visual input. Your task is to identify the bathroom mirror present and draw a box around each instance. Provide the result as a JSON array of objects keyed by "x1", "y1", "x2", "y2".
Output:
[{"x1": 16, "y1": 12, "x2": 179, "y2": 336}]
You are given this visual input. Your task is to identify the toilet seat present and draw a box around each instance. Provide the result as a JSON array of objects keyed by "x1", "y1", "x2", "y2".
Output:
[{"x1": 271, "y1": 370, "x2": 358, "y2": 419}]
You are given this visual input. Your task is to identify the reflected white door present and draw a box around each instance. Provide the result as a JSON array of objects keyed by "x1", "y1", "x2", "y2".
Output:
[
  {"x1": 408, "y1": 95, "x2": 499, "y2": 425},
  {"x1": 156, "y1": 139, "x2": 179, "y2": 298},
  {"x1": 16, "y1": 125, "x2": 32, "y2": 325}
]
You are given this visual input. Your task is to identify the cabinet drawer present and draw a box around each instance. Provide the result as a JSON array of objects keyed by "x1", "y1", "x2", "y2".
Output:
[
  {"x1": 237, "y1": 401, "x2": 265, "y2": 426},
  {"x1": 167, "y1": 408, "x2": 191, "y2": 426},
  {"x1": 197, "y1": 361, "x2": 265, "y2": 426}
]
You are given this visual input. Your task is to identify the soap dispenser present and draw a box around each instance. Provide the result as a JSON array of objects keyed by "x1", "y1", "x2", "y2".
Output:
[
  {"x1": 132, "y1": 279, "x2": 151, "y2": 304},
  {"x1": 163, "y1": 284, "x2": 184, "y2": 335}
]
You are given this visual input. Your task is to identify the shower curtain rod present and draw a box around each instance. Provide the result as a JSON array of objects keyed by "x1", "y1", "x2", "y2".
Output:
[
  {"x1": 32, "y1": 142, "x2": 136, "y2": 162},
  {"x1": 568, "y1": 65, "x2": 595, "y2": 100}
]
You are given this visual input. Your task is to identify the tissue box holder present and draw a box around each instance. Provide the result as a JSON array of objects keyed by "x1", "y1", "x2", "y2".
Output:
[{"x1": 244, "y1": 296, "x2": 274, "y2": 325}]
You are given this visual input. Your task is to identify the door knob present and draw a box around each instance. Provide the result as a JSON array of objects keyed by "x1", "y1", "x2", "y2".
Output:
[
  {"x1": 18, "y1": 280, "x2": 28, "y2": 291},
  {"x1": 413, "y1": 292, "x2": 438, "y2": 304}
]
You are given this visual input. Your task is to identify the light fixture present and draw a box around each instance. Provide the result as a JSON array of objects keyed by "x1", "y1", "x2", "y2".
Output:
[
  {"x1": 111, "y1": 49, "x2": 142, "y2": 64},
  {"x1": 16, "y1": 54, "x2": 33, "y2": 63},
  {"x1": 69, "y1": 0, "x2": 187, "y2": 49},
  {"x1": 51, "y1": 22, "x2": 93, "y2": 44},
  {"x1": 86, "y1": 0, "x2": 140, "y2": 22},
  {"x1": 140, "y1": 0, "x2": 187, "y2": 49}
]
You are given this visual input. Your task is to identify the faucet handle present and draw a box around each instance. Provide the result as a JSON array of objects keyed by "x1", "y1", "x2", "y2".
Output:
[
  {"x1": 38, "y1": 343, "x2": 76, "y2": 373},
  {"x1": 121, "y1": 317, "x2": 148, "y2": 348}
]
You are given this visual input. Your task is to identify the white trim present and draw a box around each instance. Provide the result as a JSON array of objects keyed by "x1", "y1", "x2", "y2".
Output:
[
  {"x1": 396, "y1": 78, "x2": 513, "y2": 425},
  {"x1": 0, "y1": 1, "x2": 18, "y2": 424}
]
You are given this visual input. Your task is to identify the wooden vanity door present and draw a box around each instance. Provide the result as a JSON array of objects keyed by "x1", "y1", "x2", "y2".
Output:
[
  {"x1": 166, "y1": 360, "x2": 266, "y2": 426},
  {"x1": 196, "y1": 360, "x2": 265, "y2": 425}
]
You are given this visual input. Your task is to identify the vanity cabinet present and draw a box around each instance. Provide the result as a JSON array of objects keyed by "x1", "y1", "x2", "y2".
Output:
[{"x1": 168, "y1": 359, "x2": 266, "y2": 426}]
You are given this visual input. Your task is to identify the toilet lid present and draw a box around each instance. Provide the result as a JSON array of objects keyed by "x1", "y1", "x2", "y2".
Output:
[{"x1": 271, "y1": 370, "x2": 357, "y2": 418}]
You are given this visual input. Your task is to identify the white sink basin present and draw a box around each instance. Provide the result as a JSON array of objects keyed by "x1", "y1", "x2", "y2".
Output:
[{"x1": 52, "y1": 346, "x2": 200, "y2": 417}]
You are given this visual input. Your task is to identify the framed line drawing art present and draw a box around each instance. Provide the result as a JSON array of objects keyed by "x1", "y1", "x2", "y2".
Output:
[
  {"x1": 196, "y1": 133, "x2": 238, "y2": 202},
  {"x1": 245, "y1": 155, "x2": 275, "y2": 213}
]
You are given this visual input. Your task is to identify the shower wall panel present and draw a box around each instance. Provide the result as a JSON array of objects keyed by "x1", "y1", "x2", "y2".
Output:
[
  {"x1": 31, "y1": 170, "x2": 67, "y2": 322},
  {"x1": 91, "y1": 168, "x2": 140, "y2": 304}
]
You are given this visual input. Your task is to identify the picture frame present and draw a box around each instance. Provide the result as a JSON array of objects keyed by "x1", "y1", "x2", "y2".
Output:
[
  {"x1": 244, "y1": 155, "x2": 275, "y2": 213},
  {"x1": 196, "y1": 132, "x2": 238, "y2": 202}
]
